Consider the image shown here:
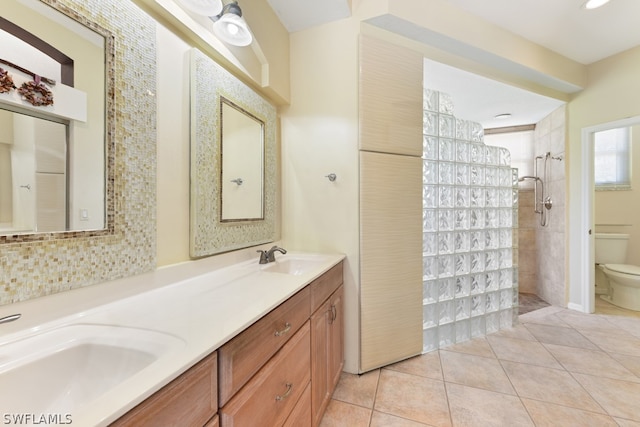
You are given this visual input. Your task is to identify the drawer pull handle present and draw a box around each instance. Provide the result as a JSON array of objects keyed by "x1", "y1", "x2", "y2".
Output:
[
  {"x1": 329, "y1": 304, "x2": 337, "y2": 324},
  {"x1": 0, "y1": 313, "x2": 21, "y2": 324},
  {"x1": 274, "y1": 322, "x2": 291, "y2": 337},
  {"x1": 275, "y1": 383, "x2": 293, "y2": 401}
]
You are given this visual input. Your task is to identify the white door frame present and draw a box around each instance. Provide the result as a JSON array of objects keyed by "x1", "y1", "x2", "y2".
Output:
[{"x1": 570, "y1": 116, "x2": 640, "y2": 313}]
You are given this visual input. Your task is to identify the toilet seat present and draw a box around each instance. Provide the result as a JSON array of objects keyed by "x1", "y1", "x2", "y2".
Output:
[{"x1": 605, "y1": 264, "x2": 640, "y2": 276}]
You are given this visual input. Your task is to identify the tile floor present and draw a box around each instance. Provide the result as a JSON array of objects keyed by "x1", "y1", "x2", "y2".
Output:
[
  {"x1": 321, "y1": 305, "x2": 640, "y2": 426},
  {"x1": 518, "y1": 293, "x2": 550, "y2": 315},
  {"x1": 596, "y1": 296, "x2": 640, "y2": 319}
]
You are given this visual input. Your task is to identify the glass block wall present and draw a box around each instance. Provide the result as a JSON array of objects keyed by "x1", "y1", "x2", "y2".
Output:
[{"x1": 422, "y1": 89, "x2": 519, "y2": 353}]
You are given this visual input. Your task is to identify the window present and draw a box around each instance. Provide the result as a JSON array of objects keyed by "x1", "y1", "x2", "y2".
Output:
[{"x1": 594, "y1": 126, "x2": 631, "y2": 190}]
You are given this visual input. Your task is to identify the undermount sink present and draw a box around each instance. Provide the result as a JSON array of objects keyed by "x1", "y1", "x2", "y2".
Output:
[
  {"x1": 0, "y1": 324, "x2": 184, "y2": 413},
  {"x1": 261, "y1": 256, "x2": 326, "y2": 276}
]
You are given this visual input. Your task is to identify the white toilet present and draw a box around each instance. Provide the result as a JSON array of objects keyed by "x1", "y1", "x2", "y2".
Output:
[{"x1": 595, "y1": 233, "x2": 640, "y2": 311}]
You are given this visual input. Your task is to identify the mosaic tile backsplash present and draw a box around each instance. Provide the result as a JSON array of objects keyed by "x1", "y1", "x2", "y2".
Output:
[
  {"x1": 422, "y1": 90, "x2": 518, "y2": 353},
  {"x1": 0, "y1": 0, "x2": 157, "y2": 305}
]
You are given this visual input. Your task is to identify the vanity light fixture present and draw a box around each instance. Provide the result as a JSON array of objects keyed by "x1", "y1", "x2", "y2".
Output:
[
  {"x1": 176, "y1": 0, "x2": 223, "y2": 16},
  {"x1": 494, "y1": 113, "x2": 512, "y2": 119},
  {"x1": 583, "y1": 0, "x2": 611, "y2": 9},
  {"x1": 211, "y1": 1, "x2": 253, "y2": 47}
]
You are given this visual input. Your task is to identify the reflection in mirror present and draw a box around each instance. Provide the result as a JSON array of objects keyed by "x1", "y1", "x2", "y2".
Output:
[
  {"x1": 220, "y1": 98, "x2": 264, "y2": 222},
  {"x1": 0, "y1": 0, "x2": 112, "y2": 239},
  {"x1": 0, "y1": 109, "x2": 67, "y2": 233}
]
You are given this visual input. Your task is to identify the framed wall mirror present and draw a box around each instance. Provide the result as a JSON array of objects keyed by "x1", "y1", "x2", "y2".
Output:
[
  {"x1": 0, "y1": 0, "x2": 113, "y2": 241},
  {"x1": 189, "y1": 49, "x2": 276, "y2": 257}
]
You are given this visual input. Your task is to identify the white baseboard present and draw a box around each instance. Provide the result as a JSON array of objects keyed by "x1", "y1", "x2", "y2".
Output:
[{"x1": 567, "y1": 302, "x2": 586, "y2": 313}]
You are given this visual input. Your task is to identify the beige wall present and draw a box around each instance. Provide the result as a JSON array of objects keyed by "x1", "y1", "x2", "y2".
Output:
[
  {"x1": 283, "y1": 18, "x2": 361, "y2": 372},
  {"x1": 594, "y1": 125, "x2": 640, "y2": 264},
  {"x1": 155, "y1": 24, "x2": 192, "y2": 266}
]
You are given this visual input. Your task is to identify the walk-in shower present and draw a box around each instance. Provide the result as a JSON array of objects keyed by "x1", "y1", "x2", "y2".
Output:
[
  {"x1": 422, "y1": 89, "x2": 518, "y2": 353},
  {"x1": 518, "y1": 152, "x2": 562, "y2": 226}
]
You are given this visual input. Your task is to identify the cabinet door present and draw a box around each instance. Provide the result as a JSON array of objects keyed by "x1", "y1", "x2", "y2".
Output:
[
  {"x1": 310, "y1": 299, "x2": 330, "y2": 427},
  {"x1": 359, "y1": 35, "x2": 423, "y2": 156},
  {"x1": 328, "y1": 286, "x2": 344, "y2": 391},
  {"x1": 311, "y1": 285, "x2": 345, "y2": 427},
  {"x1": 360, "y1": 151, "x2": 423, "y2": 371}
]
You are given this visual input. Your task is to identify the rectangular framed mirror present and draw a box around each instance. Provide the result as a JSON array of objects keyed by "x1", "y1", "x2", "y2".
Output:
[
  {"x1": 189, "y1": 49, "x2": 276, "y2": 257},
  {"x1": 0, "y1": 0, "x2": 114, "y2": 242}
]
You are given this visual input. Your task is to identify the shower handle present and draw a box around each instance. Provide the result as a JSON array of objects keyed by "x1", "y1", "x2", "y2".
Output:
[{"x1": 543, "y1": 196, "x2": 552, "y2": 210}]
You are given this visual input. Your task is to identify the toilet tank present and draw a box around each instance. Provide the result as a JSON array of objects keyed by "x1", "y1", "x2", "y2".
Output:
[{"x1": 595, "y1": 233, "x2": 630, "y2": 264}]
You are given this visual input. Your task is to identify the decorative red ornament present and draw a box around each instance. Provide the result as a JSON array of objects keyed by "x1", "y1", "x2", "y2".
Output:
[{"x1": 17, "y1": 79, "x2": 54, "y2": 107}]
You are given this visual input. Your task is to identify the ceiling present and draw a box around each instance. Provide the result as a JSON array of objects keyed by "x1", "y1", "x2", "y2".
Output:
[
  {"x1": 265, "y1": 0, "x2": 351, "y2": 33},
  {"x1": 265, "y1": 0, "x2": 640, "y2": 128}
]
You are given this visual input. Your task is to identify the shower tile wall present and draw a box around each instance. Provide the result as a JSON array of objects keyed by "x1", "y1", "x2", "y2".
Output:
[
  {"x1": 518, "y1": 190, "x2": 538, "y2": 294},
  {"x1": 534, "y1": 106, "x2": 566, "y2": 306},
  {"x1": 422, "y1": 90, "x2": 518, "y2": 353}
]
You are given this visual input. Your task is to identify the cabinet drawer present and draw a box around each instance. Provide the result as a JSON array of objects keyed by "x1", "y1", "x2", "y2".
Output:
[
  {"x1": 310, "y1": 261, "x2": 343, "y2": 313},
  {"x1": 112, "y1": 352, "x2": 217, "y2": 427},
  {"x1": 284, "y1": 382, "x2": 311, "y2": 427},
  {"x1": 218, "y1": 286, "x2": 310, "y2": 406},
  {"x1": 220, "y1": 322, "x2": 311, "y2": 427}
]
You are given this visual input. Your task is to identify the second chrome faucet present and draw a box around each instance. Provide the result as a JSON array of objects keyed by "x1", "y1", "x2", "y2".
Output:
[{"x1": 257, "y1": 246, "x2": 287, "y2": 264}]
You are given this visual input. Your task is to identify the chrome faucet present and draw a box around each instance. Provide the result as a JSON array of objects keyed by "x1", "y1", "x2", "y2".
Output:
[
  {"x1": 267, "y1": 246, "x2": 287, "y2": 262},
  {"x1": 257, "y1": 246, "x2": 287, "y2": 264}
]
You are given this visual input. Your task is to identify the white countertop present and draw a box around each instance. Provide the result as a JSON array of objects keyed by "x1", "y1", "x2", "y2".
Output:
[{"x1": 0, "y1": 251, "x2": 345, "y2": 426}]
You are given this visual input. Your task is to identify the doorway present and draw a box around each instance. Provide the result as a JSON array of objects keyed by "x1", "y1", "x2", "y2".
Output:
[{"x1": 573, "y1": 116, "x2": 640, "y2": 314}]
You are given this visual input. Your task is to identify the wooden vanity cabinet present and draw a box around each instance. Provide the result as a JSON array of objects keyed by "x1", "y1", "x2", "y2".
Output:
[
  {"x1": 112, "y1": 351, "x2": 218, "y2": 427},
  {"x1": 113, "y1": 261, "x2": 343, "y2": 427},
  {"x1": 219, "y1": 261, "x2": 344, "y2": 427}
]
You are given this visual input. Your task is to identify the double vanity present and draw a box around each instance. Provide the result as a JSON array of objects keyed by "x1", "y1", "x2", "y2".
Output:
[{"x1": 0, "y1": 251, "x2": 344, "y2": 426}]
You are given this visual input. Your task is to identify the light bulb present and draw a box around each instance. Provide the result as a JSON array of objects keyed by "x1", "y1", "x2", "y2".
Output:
[
  {"x1": 227, "y1": 23, "x2": 239, "y2": 35},
  {"x1": 583, "y1": 0, "x2": 611, "y2": 10}
]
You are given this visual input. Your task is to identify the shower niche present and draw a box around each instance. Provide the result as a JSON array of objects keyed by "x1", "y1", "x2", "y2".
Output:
[{"x1": 422, "y1": 89, "x2": 519, "y2": 353}]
